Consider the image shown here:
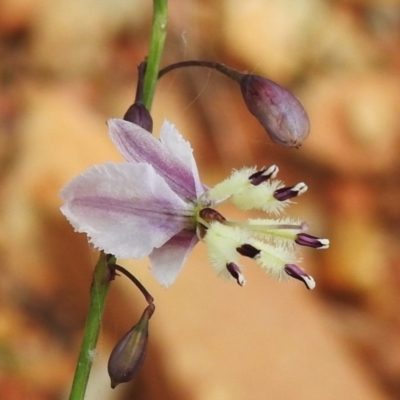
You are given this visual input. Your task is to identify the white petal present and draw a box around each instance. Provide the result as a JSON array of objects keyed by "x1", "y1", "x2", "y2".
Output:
[
  {"x1": 149, "y1": 230, "x2": 198, "y2": 287},
  {"x1": 60, "y1": 162, "x2": 195, "y2": 259},
  {"x1": 108, "y1": 119, "x2": 200, "y2": 201},
  {"x1": 159, "y1": 120, "x2": 205, "y2": 197}
]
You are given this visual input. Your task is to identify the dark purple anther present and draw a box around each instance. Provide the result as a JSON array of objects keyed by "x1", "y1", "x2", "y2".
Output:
[
  {"x1": 249, "y1": 165, "x2": 279, "y2": 186},
  {"x1": 236, "y1": 243, "x2": 260, "y2": 258},
  {"x1": 273, "y1": 182, "x2": 307, "y2": 201},
  {"x1": 284, "y1": 264, "x2": 315, "y2": 290},
  {"x1": 240, "y1": 74, "x2": 310, "y2": 148},
  {"x1": 226, "y1": 262, "x2": 246, "y2": 286},
  {"x1": 295, "y1": 233, "x2": 330, "y2": 249}
]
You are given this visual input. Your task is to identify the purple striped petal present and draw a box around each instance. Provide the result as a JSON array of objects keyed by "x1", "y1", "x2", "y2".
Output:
[
  {"x1": 159, "y1": 121, "x2": 205, "y2": 197},
  {"x1": 149, "y1": 229, "x2": 198, "y2": 287},
  {"x1": 60, "y1": 162, "x2": 195, "y2": 259},
  {"x1": 108, "y1": 119, "x2": 199, "y2": 201}
]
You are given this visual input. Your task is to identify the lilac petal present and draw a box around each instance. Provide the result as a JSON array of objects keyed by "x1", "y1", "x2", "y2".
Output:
[
  {"x1": 149, "y1": 230, "x2": 198, "y2": 287},
  {"x1": 60, "y1": 162, "x2": 195, "y2": 259},
  {"x1": 159, "y1": 120, "x2": 205, "y2": 197},
  {"x1": 108, "y1": 119, "x2": 199, "y2": 201}
]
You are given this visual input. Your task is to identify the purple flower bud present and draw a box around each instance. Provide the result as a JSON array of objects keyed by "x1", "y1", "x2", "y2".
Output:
[
  {"x1": 108, "y1": 304, "x2": 155, "y2": 388},
  {"x1": 240, "y1": 75, "x2": 310, "y2": 148},
  {"x1": 123, "y1": 103, "x2": 153, "y2": 133}
]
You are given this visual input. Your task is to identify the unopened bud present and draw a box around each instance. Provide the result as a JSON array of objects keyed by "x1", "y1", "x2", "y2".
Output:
[
  {"x1": 123, "y1": 103, "x2": 153, "y2": 133},
  {"x1": 240, "y1": 74, "x2": 310, "y2": 148},
  {"x1": 108, "y1": 304, "x2": 155, "y2": 388}
]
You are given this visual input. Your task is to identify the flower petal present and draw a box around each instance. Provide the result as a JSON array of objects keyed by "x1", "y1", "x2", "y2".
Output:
[
  {"x1": 159, "y1": 120, "x2": 205, "y2": 197},
  {"x1": 149, "y1": 229, "x2": 198, "y2": 287},
  {"x1": 60, "y1": 162, "x2": 195, "y2": 259},
  {"x1": 108, "y1": 119, "x2": 199, "y2": 201}
]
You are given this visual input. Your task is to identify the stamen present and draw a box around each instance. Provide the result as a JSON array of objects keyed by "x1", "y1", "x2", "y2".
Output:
[
  {"x1": 225, "y1": 219, "x2": 303, "y2": 245},
  {"x1": 236, "y1": 243, "x2": 260, "y2": 258},
  {"x1": 284, "y1": 264, "x2": 315, "y2": 290},
  {"x1": 273, "y1": 182, "x2": 307, "y2": 201},
  {"x1": 226, "y1": 262, "x2": 246, "y2": 286},
  {"x1": 249, "y1": 165, "x2": 279, "y2": 186},
  {"x1": 295, "y1": 233, "x2": 330, "y2": 249}
]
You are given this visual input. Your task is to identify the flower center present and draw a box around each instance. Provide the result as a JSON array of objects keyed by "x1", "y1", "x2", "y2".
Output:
[{"x1": 190, "y1": 166, "x2": 329, "y2": 290}]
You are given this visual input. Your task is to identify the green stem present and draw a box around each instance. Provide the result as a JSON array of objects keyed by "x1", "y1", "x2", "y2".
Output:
[
  {"x1": 69, "y1": 253, "x2": 114, "y2": 400},
  {"x1": 142, "y1": 0, "x2": 168, "y2": 109},
  {"x1": 68, "y1": 2, "x2": 169, "y2": 399}
]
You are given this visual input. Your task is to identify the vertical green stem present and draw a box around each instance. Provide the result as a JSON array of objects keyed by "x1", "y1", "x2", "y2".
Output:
[
  {"x1": 69, "y1": 253, "x2": 114, "y2": 400},
  {"x1": 68, "y1": 1, "x2": 169, "y2": 399},
  {"x1": 142, "y1": 0, "x2": 168, "y2": 109}
]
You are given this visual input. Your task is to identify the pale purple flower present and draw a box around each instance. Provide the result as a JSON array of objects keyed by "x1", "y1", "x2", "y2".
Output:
[
  {"x1": 60, "y1": 119, "x2": 328, "y2": 288},
  {"x1": 60, "y1": 119, "x2": 204, "y2": 286}
]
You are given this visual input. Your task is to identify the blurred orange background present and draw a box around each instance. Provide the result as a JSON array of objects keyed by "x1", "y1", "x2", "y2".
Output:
[{"x1": 1, "y1": 0, "x2": 399, "y2": 399}]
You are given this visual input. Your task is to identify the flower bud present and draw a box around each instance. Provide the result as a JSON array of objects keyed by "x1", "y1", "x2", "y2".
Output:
[
  {"x1": 108, "y1": 304, "x2": 155, "y2": 388},
  {"x1": 240, "y1": 74, "x2": 310, "y2": 148},
  {"x1": 123, "y1": 102, "x2": 153, "y2": 133}
]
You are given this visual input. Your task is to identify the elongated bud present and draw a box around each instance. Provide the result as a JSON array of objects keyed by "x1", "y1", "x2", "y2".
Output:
[
  {"x1": 240, "y1": 74, "x2": 310, "y2": 148},
  {"x1": 108, "y1": 304, "x2": 155, "y2": 388},
  {"x1": 123, "y1": 103, "x2": 153, "y2": 132}
]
